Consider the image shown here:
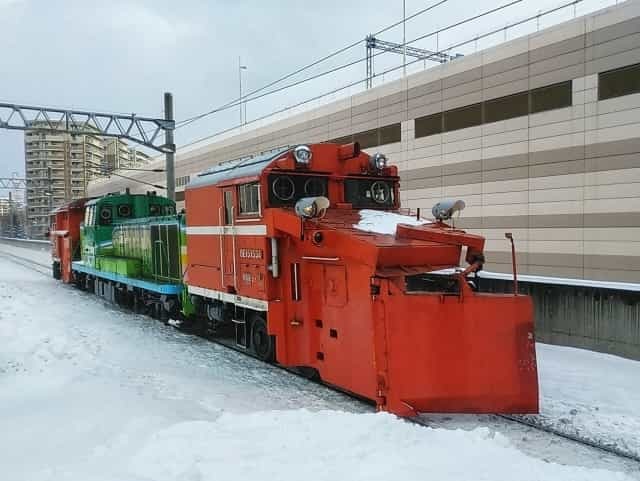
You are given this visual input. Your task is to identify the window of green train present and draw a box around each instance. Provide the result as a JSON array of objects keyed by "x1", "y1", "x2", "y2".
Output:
[
  {"x1": 149, "y1": 204, "x2": 162, "y2": 216},
  {"x1": 238, "y1": 182, "x2": 260, "y2": 216},
  {"x1": 415, "y1": 113, "x2": 443, "y2": 138},
  {"x1": 444, "y1": 103, "x2": 482, "y2": 132},
  {"x1": 484, "y1": 91, "x2": 529, "y2": 123},
  {"x1": 163, "y1": 205, "x2": 176, "y2": 215},
  {"x1": 87, "y1": 206, "x2": 95, "y2": 226},
  {"x1": 530, "y1": 81, "x2": 572, "y2": 114},
  {"x1": 598, "y1": 63, "x2": 640, "y2": 100}
]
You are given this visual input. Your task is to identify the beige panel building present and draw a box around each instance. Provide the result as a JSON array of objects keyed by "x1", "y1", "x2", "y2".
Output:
[{"x1": 89, "y1": 1, "x2": 640, "y2": 282}]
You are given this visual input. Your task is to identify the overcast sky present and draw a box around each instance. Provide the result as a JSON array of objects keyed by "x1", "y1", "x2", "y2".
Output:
[{"x1": 0, "y1": 0, "x2": 612, "y2": 183}]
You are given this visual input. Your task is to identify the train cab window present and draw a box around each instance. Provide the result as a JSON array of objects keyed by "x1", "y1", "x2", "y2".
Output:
[
  {"x1": 149, "y1": 204, "x2": 161, "y2": 216},
  {"x1": 224, "y1": 190, "x2": 233, "y2": 224},
  {"x1": 268, "y1": 174, "x2": 328, "y2": 206},
  {"x1": 239, "y1": 182, "x2": 260, "y2": 215},
  {"x1": 117, "y1": 204, "x2": 132, "y2": 218},
  {"x1": 163, "y1": 205, "x2": 175, "y2": 215},
  {"x1": 303, "y1": 177, "x2": 326, "y2": 197},
  {"x1": 344, "y1": 178, "x2": 395, "y2": 208},
  {"x1": 98, "y1": 205, "x2": 113, "y2": 225}
]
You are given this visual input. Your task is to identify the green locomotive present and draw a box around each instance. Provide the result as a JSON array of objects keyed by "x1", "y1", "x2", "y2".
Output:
[{"x1": 73, "y1": 191, "x2": 192, "y2": 318}]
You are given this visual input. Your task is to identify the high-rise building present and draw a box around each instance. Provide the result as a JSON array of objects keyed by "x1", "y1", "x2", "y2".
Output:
[
  {"x1": 103, "y1": 138, "x2": 151, "y2": 171},
  {"x1": 0, "y1": 198, "x2": 10, "y2": 217},
  {"x1": 103, "y1": 138, "x2": 131, "y2": 173},
  {"x1": 24, "y1": 124, "x2": 105, "y2": 238}
]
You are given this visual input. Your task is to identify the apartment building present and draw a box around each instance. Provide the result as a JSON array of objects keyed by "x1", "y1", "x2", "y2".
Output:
[
  {"x1": 103, "y1": 139, "x2": 152, "y2": 172},
  {"x1": 24, "y1": 125, "x2": 104, "y2": 238}
]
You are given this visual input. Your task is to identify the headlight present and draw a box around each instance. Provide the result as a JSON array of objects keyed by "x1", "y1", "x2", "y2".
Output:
[
  {"x1": 293, "y1": 145, "x2": 312, "y2": 165},
  {"x1": 294, "y1": 196, "x2": 330, "y2": 219},
  {"x1": 370, "y1": 153, "x2": 387, "y2": 171}
]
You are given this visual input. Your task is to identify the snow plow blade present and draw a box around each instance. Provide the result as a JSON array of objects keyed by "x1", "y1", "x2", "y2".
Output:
[{"x1": 373, "y1": 276, "x2": 539, "y2": 417}]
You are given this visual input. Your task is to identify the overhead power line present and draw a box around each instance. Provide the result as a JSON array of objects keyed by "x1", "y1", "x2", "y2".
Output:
[
  {"x1": 176, "y1": 0, "x2": 576, "y2": 156},
  {"x1": 174, "y1": 0, "x2": 451, "y2": 130},
  {"x1": 175, "y1": 0, "x2": 525, "y2": 139}
]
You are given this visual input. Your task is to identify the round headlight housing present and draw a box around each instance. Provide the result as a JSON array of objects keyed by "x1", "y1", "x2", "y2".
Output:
[
  {"x1": 370, "y1": 153, "x2": 388, "y2": 171},
  {"x1": 293, "y1": 145, "x2": 312, "y2": 165}
]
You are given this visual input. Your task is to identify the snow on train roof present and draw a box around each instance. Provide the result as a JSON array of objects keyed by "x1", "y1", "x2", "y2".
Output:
[{"x1": 187, "y1": 147, "x2": 290, "y2": 189}]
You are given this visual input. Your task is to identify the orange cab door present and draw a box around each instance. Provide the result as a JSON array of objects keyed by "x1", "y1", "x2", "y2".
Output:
[{"x1": 221, "y1": 188, "x2": 236, "y2": 290}]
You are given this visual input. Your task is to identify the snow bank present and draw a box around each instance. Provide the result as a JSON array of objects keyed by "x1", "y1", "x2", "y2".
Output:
[
  {"x1": 353, "y1": 209, "x2": 428, "y2": 235},
  {"x1": 537, "y1": 343, "x2": 640, "y2": 459},
  {"x1": 130, "y1": 409, "x2": 632, "y2": 481},
  {"x1": 0, "y1": 240, "x2": 51, "y2": 266}
]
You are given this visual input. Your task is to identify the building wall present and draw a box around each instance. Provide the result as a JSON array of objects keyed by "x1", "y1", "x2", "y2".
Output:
[
  {"x1": 89, "y1": 0, "x2": 640, "y2": 282},
  {"x1": 25, "y1": 128, "x2": 104, "y2": 238}
]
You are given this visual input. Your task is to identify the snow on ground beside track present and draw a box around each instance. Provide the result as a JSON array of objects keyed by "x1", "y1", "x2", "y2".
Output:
[
  {"x1": 353, "y1": 209, "x2": 428, "y2": 234},
  {"x1": 129, "y1": 410, "x2": 631, "y2": 481},
  {"x1": 0, "y1": 255, "x2": 638, "y2": 480},
  {"x1": 0, "y1": 240, "x2": 51, "y2": 265},
  {"x1": 537, "y1": 343, "x2": 640, "y2": 459}
]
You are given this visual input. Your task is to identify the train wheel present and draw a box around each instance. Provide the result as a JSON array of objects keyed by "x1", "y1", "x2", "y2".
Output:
[
  {"x1": 52, "y1": 261, "x2": 61, "y2": 280},
  {"x1": 251, "y1": 315, "x2": 274, "y2": 362}
]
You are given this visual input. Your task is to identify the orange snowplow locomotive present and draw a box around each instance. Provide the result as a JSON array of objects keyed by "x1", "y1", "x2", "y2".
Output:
[{"x1": 185, "y1": 142, "x2": 539, "y2": 416}]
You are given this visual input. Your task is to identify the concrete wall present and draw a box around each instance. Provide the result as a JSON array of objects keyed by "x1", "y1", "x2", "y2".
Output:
[
  {"x1": 482, "y1": 277, "x2": 640, "y2": 361},
  {"x1": 89, "y1": 0, "x2": 640, "y2": 284}
]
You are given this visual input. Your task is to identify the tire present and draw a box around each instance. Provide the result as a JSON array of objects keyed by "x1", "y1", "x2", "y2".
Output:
[{"x1": 251, "y1": 315, "x2": 275, "y2": 362}]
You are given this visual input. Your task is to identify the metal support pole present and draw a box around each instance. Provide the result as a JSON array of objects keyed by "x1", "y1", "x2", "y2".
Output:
[
  {"x1": 505, "y1": 233, "x2": 518, "y2": 295},
  {"x1": 47, "y1": 166, "x2": 52, "y2": 212},
  {"x1": 239, "y1": 56, "x2": 243, "y2": 124},
  {"x1": 9, "y1": 191, "x2": 14, "y2": 236},
  {"x1": 238, "y1": 57, "x2": 247, "y2": 125},
  {"x1": 164, "y1": 92, "x2": 175, "y2": 201},
  {"x1": 403, "y1": 0, "x2": 407, "y2": 77}
]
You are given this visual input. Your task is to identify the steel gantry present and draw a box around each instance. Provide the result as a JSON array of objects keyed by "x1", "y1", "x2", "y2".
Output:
[
  {"x1": 0, "y1": 93, "x2": 176, "y2": 200},
  {"x1": 365, "y1": 35, "x2": 462, "y2": 88},
  {"x1": 0, "y1": 177, "x2": 26, "y2": 190}
]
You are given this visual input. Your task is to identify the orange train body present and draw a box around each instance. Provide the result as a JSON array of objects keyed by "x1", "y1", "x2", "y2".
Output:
[
  {"x1": 50, "y1": 198, "x2": 93, "y2": 283},
  {"x1": 184, "y1": 143, "x2": 539, "y2": 416}
]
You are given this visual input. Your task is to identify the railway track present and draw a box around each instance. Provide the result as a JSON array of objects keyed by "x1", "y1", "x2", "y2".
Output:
[{"x1": 2, "y1": 249, "x2": 638, "y2": 469}]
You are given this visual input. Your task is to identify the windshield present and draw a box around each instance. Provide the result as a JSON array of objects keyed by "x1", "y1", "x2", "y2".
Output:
[
  {"x1": 344, "y1": 178, "x2": 395, "y2": 208},
  {"x1": 267, "y1": 173, "x2": 328, "y2": 206}
]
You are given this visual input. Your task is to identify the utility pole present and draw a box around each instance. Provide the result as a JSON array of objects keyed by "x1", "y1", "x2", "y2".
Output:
[
  {"x1": 164, "y1": 92, "x2": 176, "y2": 201},
  {"x1": 403, "y1": 0, "x2": 407, "y2": 77},
  {"x1": 47, "y1": 166, "x2": 52, "y2": 212},
  {"x1": 239, "y1": 57, "x2": 247, "y2": 125},
  {"x1": 8, "y1": 191, "x2": 14, "y2": 237}
]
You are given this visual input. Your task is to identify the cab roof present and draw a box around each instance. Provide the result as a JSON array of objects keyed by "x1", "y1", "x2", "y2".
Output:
[{"x1": 187, "y1": 147, "x2": 289, "y2": 190}]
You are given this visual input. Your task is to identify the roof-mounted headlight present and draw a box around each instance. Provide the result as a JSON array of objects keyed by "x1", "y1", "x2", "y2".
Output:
[
  {"x1": 293, "y1": 145, "x2": 312, "y2": 165},
  {"x1": 370, "y1": 153, "x2": 387, "y2": 172}
]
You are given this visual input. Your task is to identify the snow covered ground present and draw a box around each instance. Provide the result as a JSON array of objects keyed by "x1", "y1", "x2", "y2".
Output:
[
  {"x1": 536, "y1": 343, "x2": 640, "y2": 459},
  {"x1": 1, "y1": 242, "x2": 639, "y2": 480}
]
